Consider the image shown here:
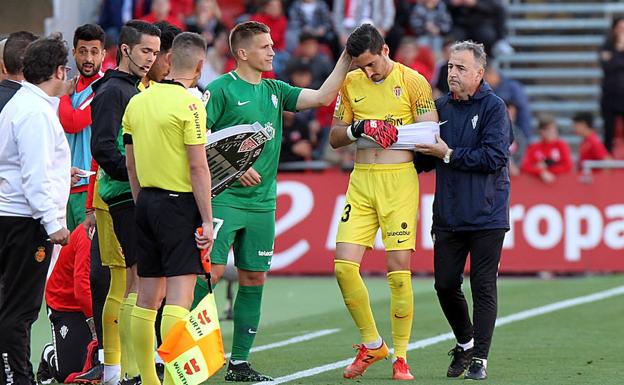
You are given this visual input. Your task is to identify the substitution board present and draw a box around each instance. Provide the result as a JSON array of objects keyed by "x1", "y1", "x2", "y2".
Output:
[{"x1": 206, "y1": 122, "x2": 271, "y2": 197}]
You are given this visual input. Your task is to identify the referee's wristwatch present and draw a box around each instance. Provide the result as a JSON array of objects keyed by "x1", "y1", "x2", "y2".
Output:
[{"x1": 443, "y1": 148, "x2": 454, "y2": 164}]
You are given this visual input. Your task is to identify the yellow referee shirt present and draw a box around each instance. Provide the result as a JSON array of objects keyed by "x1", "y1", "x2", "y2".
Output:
[
  {"x1": 334, "y1": 62, "x2": 435, "y2": 125},
  {"x1": 122, "y1": 81, "x2": 207, "y2": 192}
]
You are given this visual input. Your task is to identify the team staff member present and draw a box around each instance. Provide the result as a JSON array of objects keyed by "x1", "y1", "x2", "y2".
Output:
[
  {"x1": 90, "y1": 20, "x2": 160, "y2": 385},
  {"x1": 124, "y1": 32, "x2": 212, "y2": 385},
  {"x1": 0, "y1": 31, "x2": 38, "y2": 111},
  {"x1": 0, "y1": 35, "x2": 71, "y2": 385},
  {"x1": 204, "y1": 21, "x2": 351, "y2": 382},
  {"x1": 59, "y1": 24, "x2": 106, "y2": 231},
  {"x1": 330, "y1": 24, "x2": 438, "y2": 381},
  {"x1": 415, "y1": 41, "x2": 512, "y2": 381}
]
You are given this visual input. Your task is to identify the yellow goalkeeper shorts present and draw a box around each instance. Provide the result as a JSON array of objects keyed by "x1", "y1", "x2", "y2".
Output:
[{"x1": 336, "y1": 162, "x2": 419, "y2": 251}]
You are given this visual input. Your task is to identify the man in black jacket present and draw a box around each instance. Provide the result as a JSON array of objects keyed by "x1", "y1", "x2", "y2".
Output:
[
  {"x1": 90, "y1": 20, "x2": 160, "y2": 385},
  {"x1": 415, "y1": 40, "x2": 512, "y2": 381},
  {"x1": 0, "y1": 31, "x2": 37, "y2": 112}
]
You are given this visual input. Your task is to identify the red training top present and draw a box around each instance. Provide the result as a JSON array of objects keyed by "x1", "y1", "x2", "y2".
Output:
[
  {"x1": 46, "y1": 225, "x2": 93, "y2": 317},
  {"x1": 521, "y1": 139, "x2": 573, "y2": 176}
]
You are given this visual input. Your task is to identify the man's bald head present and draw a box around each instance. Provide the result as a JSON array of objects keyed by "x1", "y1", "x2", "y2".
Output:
[{"x1": 171, "y1": 32, "x2": 206, "y2": 72}]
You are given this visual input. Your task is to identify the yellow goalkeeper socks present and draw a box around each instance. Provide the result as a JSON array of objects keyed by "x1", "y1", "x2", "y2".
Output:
[
  {"x1": 388, "y1": 271, "x2": 413, "y2": 360},
  {"x1": 103, "y1": 266, "x2": 125, "y2": 366},
  {"x1": 161, "y1": 305, "x2": 189, "y2": 385},
  {"x1": 335, "y1": 260, "x2": 380, "y2": 344},
  {"x1": 120, "y1": 293, "x2": 139, "y2": 378},
  {"x1": 130, "y1": 306, "x2": 159, "y2": 385}
]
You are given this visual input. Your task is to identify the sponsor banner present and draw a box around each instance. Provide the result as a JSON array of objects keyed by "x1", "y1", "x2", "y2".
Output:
[{"x1": 271, "y1": 171, "x2": 624, "y2": 273}]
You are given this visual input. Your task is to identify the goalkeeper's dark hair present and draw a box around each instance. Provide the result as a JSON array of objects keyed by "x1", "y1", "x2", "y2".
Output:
[
  {"x1": 73, "y1": 24, "x2": 105, "y2": 48},
  {"x1": 229, "y1": 21, "x2": 270, "y2": 58},
  {"x1": 154, "y1": 21, "x2": 181, "y2": 52},
  {"x1": 346, "y1": 24, "x2": 384, "y2": 57},
  {"x1": 572, "y1": 112, "x2": 594, "y2": 129},
  {"x1": 3, "y1": 31, "x2": 38, "y2": 75}
]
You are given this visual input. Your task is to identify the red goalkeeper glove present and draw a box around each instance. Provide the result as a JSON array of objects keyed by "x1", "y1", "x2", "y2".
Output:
[{"x1": 347, "y1": 120, "x2": 398, "y2": 149}]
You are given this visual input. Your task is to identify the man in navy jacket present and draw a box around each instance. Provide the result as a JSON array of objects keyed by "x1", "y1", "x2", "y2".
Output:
[{"x1": 415, "y1": 40, "x2": 512, "y2": 381}]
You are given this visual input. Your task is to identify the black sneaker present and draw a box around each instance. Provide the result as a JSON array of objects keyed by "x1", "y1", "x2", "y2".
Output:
[
  {"x1": 36, "y1": 344, "x2": 56, "y2": 385},
  {"x1": 465, "y1": 358, "x2": 487, "y2": 380},
  {"x1": 224, "y1": 362, "x2": 273, "y2": 382},
  {"x1": 74, "y1": 364, "x2": 104, "y2": 384},
  {"x1": 447, "y1": 345, "x2": 473, "y2": 377},
  {"x1": 119, "y1": 375, "x2": 141, "y2": 385},
  {"x1": 156, "y1": 363, "x2": 165, "y2": 383}
]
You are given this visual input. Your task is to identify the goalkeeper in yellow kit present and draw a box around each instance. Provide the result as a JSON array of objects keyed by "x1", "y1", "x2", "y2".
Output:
[{"x1": 330, "y1": 24, "x2": 438, "y2": 380}]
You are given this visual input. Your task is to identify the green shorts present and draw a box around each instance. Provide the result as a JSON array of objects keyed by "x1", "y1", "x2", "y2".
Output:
[
  {"x1": 66, "y1": 191, "x2": 87, "y2": 232},
  {"x1": 211, "y1": 206, "x2": 275, "y2": 272}
]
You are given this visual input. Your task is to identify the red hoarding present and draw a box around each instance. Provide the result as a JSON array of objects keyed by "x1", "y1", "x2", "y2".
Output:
[{"x1": 270, "y1": 171, "x2": 624, "y2": 274}]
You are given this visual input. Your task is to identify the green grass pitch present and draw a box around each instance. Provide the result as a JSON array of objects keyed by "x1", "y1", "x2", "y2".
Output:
[{"x1": 30, "y1": 274, "x2": 623, "y2": 384}]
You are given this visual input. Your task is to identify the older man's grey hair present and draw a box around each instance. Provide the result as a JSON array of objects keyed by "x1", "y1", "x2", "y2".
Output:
[{"x1": 450, "y1": 41, "x2": 487, "y2": 69}]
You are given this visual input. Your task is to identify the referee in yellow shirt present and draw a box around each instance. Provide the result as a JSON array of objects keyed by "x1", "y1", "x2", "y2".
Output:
[{"x1": 122, "y1": 32, "x2": 214, "y2": 385}]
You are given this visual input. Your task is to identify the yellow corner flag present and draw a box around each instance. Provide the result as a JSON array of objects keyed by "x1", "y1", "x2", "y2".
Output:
[{"x1": 157, "y1": 293, "x2": 226, "y2": 385}]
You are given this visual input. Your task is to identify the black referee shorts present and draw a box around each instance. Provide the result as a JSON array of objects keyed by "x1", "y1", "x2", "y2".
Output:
[
  {"x1": 135, "y1": 188, "x2": 203, "y2": 278},
  {"x1": 109, "y1": 201, "x2": 138, "y2": 268}
]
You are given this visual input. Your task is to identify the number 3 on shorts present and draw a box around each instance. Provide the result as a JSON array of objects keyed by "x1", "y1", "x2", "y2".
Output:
[{"x1": 212, "y1": 218, "x2": 224, "y2": 239}]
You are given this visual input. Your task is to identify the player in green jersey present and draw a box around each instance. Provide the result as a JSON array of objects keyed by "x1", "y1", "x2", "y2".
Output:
[{"x1": 200, "y1": 21, "x2": 351, "y2": 382}]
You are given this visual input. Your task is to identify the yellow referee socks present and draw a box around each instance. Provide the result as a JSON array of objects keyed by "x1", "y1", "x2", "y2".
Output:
[
  {"x1": 335, "y1": 260, "x2": 380, "y2": 344},
  {"x1": 388, "y1": 271, "x2": 413, "y2": 359},
  {"x1": 103, "y1": 266, "x2": 125, "y2": 365},
  {"x1": 161, "y1": 305, "x2": 189, "y2": 385},
  {"x1": 130, "y1": 306, "x2": 159, "y2": 385},
  {"x1": 120, "y1": 293, "x2": 139, "y2": 378}
]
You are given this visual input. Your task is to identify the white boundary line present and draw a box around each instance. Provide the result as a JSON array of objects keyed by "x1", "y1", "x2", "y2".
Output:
[
  {"x1": 255, "y1": 285, "x2": 624, "y2": 384},
  {"x1": 226, "y1": 328, "x2": 341, "y2": 358}
]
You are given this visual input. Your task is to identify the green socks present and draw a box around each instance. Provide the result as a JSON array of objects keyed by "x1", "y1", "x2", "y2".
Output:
[{"x1": 231, "y1": 285, "x2": 263, "y2": 361}]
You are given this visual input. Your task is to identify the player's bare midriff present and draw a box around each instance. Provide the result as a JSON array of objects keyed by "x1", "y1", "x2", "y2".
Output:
[{"x1": 355, "y1": 148, "x2": 414, "y2": 164}]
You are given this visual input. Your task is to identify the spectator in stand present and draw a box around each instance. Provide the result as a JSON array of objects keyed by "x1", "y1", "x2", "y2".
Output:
[
  {"x1": 446, "y1": 0, "x2": 508, "y2": 56},
  {"x1": 521, "y1": 116, "x2": 573, "y2": 183},
  {"x1": 141, "y1": 0, "x2": 185, "y2": 30},
  {"x1": 409, "y1": 0, "x2": 452, "y2": 54},
  {"x1": 432, "y1": 37, "x2": 454, "y2": 98},
  {"x1": 199, "y1": 31, "x2": 230, "y2": 88},
  {"x1": 36, "y1": 225, "x2": 98, "y2": 384},
  {"x1": 599, "y1": 16, "x2": 624, "y2": 153},
  {"x1": 505, "y1": 100, "x2": 526, "y2": 177},
  {"x1": 285, "y1": 32, "x2": 333, "y2": 88},
  {"x1": 485, "y1": 61, "x2": 532, "y2": 140},
  {"x1": 99, "y1": 0, "x2": 151, "y2": 44},
  {"x1": 185, "y1": 0, "x2": 226, "y2": 48},
  {"x1": 395, "y1": 36, "x2": 436, "y2": 83},
  {"x1": 170, "y1": 0, "x2": 195, "y2": 20},
  {"x1": 332, "y1": 0, "x2": 395, "y2": 45},
  {"x1": 572, "y1": 112, "x2": 611, "y2": 171},
  {"x1": 280, "y1": 62, "x2": 320, "y2": 163},
  {"x1": 286, "y1": 0, "x2": 337, "y2": 56},
  {"x1": 250, "y1": 0, "x2": 289, "y2": 76}
]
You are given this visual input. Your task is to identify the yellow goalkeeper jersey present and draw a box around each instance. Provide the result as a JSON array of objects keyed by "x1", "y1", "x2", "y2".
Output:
[{"x1": 334, "y1": 62, "x2": 435, "y2": 126}]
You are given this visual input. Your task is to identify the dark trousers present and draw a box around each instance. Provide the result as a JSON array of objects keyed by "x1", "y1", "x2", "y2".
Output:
[
  {"x1": 109, "y1": 202, "x2": 137, "y2": 268},
  {"x1": 0, "y1": 217, "x2": 53, "y2": 385},
  {"x1": 433, "y1": 228, "x2": 506, "y2": 359},
  {"x1": 600, "y1": 104, "x2": 624, "y2": 153},
  {"x1": 89, "y1": 229, "x2": 110, "y2": 349},
  {"x1": 48, "y1": 308, "x2": 91, "y2": 382}
]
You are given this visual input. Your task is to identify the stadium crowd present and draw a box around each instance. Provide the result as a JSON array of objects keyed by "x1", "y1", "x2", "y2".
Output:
[{"x1": 0, "y1": 1, "x2": 623, "y2": 385}]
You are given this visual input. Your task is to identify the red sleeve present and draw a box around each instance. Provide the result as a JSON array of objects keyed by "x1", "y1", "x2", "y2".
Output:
[
  {"x1": 520, "y1": 144, "x2": 543, "y2": 176},
  {"x1": 591, "y1": 135, "x2": 610, "y2": 159},
  {"x1": 72, "y1": 226, "x2": 93, "y2": 318},
  {"x1": 58, "y1": 95, "x2": 93, "y2": 134},
  {"x1": 549, "y1": 141, "x2": 573, "y2": 174},
  {"x1": 86, "y1": 159, "x2": 98, "y2": 210}
]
